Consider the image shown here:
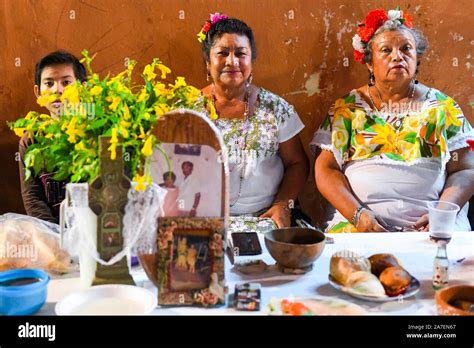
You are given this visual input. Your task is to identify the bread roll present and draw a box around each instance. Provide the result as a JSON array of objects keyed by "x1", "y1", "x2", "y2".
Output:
[
  {"x1": 369, "y1": 253, "x2": 400, "y2": 277},
  {"x1": 379, "y1": 266, "x2": 411, "y2": 296},
  {"x1": 330, "y1": 250, "x2": 371, "y2": 285}
]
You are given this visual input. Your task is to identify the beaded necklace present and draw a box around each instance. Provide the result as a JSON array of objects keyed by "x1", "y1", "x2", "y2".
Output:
[{"x1": 212, "y1": 83, "x2": 251, "y2": 207}]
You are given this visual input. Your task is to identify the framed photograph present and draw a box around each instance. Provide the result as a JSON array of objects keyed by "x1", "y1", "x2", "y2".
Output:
[{"x1": 156, "y1": 216, "x2": 226, "y2": 307}]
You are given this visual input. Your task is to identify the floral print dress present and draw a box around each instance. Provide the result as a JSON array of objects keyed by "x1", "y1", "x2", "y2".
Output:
[{"x1": 311, "y1": 89, "x2": 473, "y2": 233}]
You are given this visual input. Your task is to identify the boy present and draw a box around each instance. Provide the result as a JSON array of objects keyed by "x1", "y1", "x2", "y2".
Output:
[{"x1": 19, "y1": 51, "x2": 86, "y2": 223}]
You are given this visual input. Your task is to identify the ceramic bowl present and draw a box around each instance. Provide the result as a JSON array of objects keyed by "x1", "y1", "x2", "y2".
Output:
[
  {"x1": 264, "y1": 227, "x2": 326, "y2": 270},
  {"x1": 435, "y1": 284, "x2": 474, "y2": 316}
]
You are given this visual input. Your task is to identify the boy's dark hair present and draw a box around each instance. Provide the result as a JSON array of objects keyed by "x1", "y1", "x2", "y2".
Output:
[
  {"x1": 163, "y1": 171, "x2": 176, "y2": 181},
  {"x1": 201, "y1": 18, "x2": 257, "y2": 61},
  {"x1": 35, "y1": 50, "x2": 87, "y2": 88}
]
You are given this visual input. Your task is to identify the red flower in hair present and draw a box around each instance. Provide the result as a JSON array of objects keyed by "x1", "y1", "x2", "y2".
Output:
[
  {"x1": 365, "y1": 9, "x2": 388, "y2": 29},
  {"x1": 353, "y1": 50, "x2": 364, "y2": 64},
  {"x1": 202, "y1": 21, "x2": 212, "y2": 34},
  {"x1": 403, "y1": 13, "x2": 414, "y2": 28},
  {"x1": 358, "y1": 24, "x2": 375, "y2": 42},
  {"x1": 358, "y1": 9, "x2": 388, "y2": 43}
]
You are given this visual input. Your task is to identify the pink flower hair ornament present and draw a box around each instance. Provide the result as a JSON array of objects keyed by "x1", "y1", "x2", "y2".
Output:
[{"x1": 197, "y1": 12, "x2": 229, "y2": 43}]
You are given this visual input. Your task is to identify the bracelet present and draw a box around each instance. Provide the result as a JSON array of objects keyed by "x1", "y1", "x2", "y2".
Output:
[
  {"x1": 351, "y1": 206, "x2": 365, "y2": 227},
  {"x1": 273, "y1": 199, "x2": 292, "y2": 212}
]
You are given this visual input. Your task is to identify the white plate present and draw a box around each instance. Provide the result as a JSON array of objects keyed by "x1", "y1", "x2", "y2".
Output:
[
  {"x1": 55, "y1": 284, "x2": 157, "y2": 315},
  {"x1": 328, "y1": 275, "x2": 420, "y2": 302}
]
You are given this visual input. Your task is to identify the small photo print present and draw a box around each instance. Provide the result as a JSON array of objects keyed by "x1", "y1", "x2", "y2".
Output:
[
  {"x1": 151, "y1": 143, "x2": 222, "y2": 217},
  {"x1": 169, "y1": 229, "x2": 212, "y2": 291}
]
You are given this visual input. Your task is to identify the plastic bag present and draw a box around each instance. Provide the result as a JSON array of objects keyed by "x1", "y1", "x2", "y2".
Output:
[{"x1": 0, "y1": 213, "x2": 71, "y2": 274}]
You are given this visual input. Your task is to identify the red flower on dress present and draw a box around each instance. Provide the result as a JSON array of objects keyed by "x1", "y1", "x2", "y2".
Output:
[{"x1": 353, "y1": 50, "x2": 364, "y2": 64}]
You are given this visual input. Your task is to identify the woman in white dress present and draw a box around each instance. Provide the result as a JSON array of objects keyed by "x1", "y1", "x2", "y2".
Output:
[
  {"x1": 197, "y1": 13, "x2": 308, "y2": 228},
  {"x1": 311, "y1": 8, "x2": 474, "y2": 233}
]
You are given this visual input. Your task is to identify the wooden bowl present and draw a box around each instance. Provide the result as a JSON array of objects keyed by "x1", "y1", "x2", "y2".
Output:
[
  {"x1": 435, "y1": 284, "x2": 474, "y2": 316},
  {"x1": 264, "y1": 228, "x2": 325, "y2": 271}
]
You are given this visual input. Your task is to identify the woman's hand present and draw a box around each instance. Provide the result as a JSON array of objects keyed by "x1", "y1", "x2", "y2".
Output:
[
  {"x1": 259, "y1": 204, "x2": 291, "y2": 228},
  {"x1": 413, "y1": 214, "x2": 429, "y2": 231},
  {"x1": 356, "y1": 209, "x2": 388, "y2": 232}
]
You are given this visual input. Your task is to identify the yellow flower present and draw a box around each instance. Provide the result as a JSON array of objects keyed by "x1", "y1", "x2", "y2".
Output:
[
  {"x1": 75, "y1": 142, "x2": 85, "y2": 151},
  {"x1": 60, "y1": 84, "x2": 80, "y2": 104},
  {"x1": 37, "y1": 91, "x2": 56, "y2": 107},
  {"x1": 154, "y1": 104, "x2": 169, "y2": 116},
  {"x1": 13, "y1": 127, "x2": 26, "y2": 137},
  {"x1": 424, "y1": 108, "x2": 438, "y2": 124},
  {"x1": 197, "y1": 31, "x2": 206, "y2": 43},
  {"x1": 119, "y1": 120, "x2": 131, "y2": 138},
  {"x1": 186, "y1": 86, "x2": 201, "y2": 103},
  {"x1": 134, "y1": 175, "x2": 147, "y2": 191},
  {"x1": 399, "y1": 141, "x2": 420, "y2": 161},
  {"x1": 332, "y1": 129, "x2": 349, "y2": 149},
  {"x1": 403, "y1": 115, "x2": 422, "y2": 132},
  {"x1": 370, "y1": 124, "x2": 398, "y2": 153},
  {"x1": 153, "y1": 83, "x2": 167, "y2": 96},
  {"x1": 66, "y1": 118, "x2": 85, "y2": 143},
  {"x1": 333, "y1": 98, "x2": 354, "y2": 120},
  {"x1": 38, "y1": 119, "x2": 53, "y2": 131},
  {"x1": 144, "y1": 112, "x2": 151, "y2": 120},
  {"x1": 122, "y1": 104, "x2": 130, "y2": 119},
  {"x1": 137, "y1": 89, "x2": 148, "y2": 103},
  {"x1": 352, "y1": 109, "x2": 366, "y2": 130},
  {"x1": 174, "y1": 76, "x2": 187, "y2": 88},
  {"x1": 143, "y1": 64, "x2": 157, "y2": 80},
  {"x1": 90, "y1": 85, "x2": 103, "y2": 96},
  {"x1": 352, "y1": 144, "x2": 372, "y2": 159},
  {"x1": 45, "y1": 133, "x2": 54, "y2": 139},
  {"x1": 139, "y1": 126, "x2": 145, "y2": 139},
  {"x1": 444, "y1": 98, "x2": 462, "y2": 128},
  {"x1": 133, "y1": 174, "x2": 151, "y2": 191},
  {"x1": 141, "y1": 136, "x2": 154, "y2": 157},
  {"x1": 108, "y1": 96, "x2": 121, "y2": 111},
  {"x1": 108, "y1": 127, "x2": 118, "y2": 160},
  {"x1": 25, "y1": 111, "x2": 37, "y2": 120},
  {"x1": 208, "y1": 101, "x2": 218, "y2": 120},
  {"x1": 157, "y1": 63, "x2": 171, "y2": 79}
]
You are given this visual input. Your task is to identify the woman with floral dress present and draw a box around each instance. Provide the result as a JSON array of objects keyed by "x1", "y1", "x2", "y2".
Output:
[
  {"x1": 197, "y1": 13, "x2": 308, "y2": 228},
  {"x1": 311, "y1": 8, "x2": 474, "y2": 233}
]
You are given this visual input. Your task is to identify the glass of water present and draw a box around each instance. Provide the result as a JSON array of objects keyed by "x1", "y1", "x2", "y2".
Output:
[{"x1": 427, "y1": 200, "x2": 460, "y2": 244}]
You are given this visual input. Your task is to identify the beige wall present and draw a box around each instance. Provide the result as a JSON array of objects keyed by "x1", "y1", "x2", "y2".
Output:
[{"x1": 1, "y1": 0, "x2": 473, "y2": 222}]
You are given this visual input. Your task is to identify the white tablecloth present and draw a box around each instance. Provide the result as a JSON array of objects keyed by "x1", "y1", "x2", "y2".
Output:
[{"x1": 40, "y1": 232, "x2": 474, "y2": 315}]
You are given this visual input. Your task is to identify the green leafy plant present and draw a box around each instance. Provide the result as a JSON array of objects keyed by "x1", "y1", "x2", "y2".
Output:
[{"x1": 9, "y1": 50, "x2": 215, "y2": 189}]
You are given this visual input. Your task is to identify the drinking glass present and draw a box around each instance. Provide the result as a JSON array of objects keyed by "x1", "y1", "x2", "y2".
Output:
[{"x1": 427, "y1": 200, "x2": 460, "y2": 245}]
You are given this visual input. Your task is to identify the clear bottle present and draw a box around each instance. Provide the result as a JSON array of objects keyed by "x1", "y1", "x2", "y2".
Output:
[{"x1": 432, "y1": 244, "x2": 449, "y2": 290}]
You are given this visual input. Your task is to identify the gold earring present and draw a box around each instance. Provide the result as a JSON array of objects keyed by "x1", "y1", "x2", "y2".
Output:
[
  {"x1": 206, "y1": 72, "x2": 210, "y2": 82},
  {"x1": 248, "y1": 73, "x2": 253, "y2": 84}
]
